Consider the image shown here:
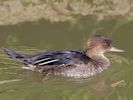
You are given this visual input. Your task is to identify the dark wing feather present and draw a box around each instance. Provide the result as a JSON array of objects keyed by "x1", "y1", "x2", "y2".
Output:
[
  {"x1": 30, "y1": 50, "x2": 91, "y2": 66},
  {"x1": 30, "y1": 50, "x2": 71, "y2": 66}
]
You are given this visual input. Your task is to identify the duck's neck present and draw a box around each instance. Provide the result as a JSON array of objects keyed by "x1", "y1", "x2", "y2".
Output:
[{"x1": 85, "y1": 50, "x2": 110, "y2": 68}]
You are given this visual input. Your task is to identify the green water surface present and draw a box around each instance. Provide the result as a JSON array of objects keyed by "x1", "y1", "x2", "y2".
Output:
[{"x1": 0, "y1": 20, "x2": 133, "y2": 100}]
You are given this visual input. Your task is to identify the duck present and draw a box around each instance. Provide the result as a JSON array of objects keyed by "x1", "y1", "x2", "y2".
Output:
[{"x1": 4, "y1": 35, "x2": 124, "y2": 78}]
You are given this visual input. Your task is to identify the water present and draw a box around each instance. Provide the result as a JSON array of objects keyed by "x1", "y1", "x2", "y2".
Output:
[{"x1": 0, "y1": 20, "x2": 133, "y2": 100}]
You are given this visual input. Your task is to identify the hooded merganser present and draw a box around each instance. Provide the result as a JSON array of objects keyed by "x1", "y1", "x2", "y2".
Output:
[{"x1": 4, "y1": 35, "x2": 124, "y2": 78}]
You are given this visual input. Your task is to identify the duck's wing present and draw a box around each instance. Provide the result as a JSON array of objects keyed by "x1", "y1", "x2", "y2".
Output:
[
  {"x1": 3, "y1": 48, "x2": 70, "y2": 66},
  {"x1": 30, "y1": 50, "x2": 90, "y2": 66},
  {"x1": 4, "y1": 48, "x2": 91, "y2": 69}
]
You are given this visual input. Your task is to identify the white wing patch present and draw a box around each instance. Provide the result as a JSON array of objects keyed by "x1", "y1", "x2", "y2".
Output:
[
  {"x1": 38, "y1": 59, "x2": 59, "y2": 66},
  {"x1": 33, "y1": 57, "x2": 59, "y2": 66},
  {"x1": 34, "y1": 58, "x2": 51, "y2": 64}
]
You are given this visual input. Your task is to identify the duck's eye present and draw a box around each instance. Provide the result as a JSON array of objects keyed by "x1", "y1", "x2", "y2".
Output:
[
  {"x1": 104, "y1": 39, "x2": 111, "y2": 44},
  {"x1": 102, "y1": 40, "x2": 111, "y2": 47},
  {"x1": 104, "y1": 39, "x2": 109, "y2": 43}
]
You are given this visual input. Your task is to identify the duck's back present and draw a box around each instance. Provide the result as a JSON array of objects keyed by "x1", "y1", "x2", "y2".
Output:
[{"x1": 30, "y1": 50, "x2": 91, "y2": 66}]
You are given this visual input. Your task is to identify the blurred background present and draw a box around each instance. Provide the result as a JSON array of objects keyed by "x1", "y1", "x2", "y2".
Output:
[{"x1": 0, "y1": 0, "x2": 133, "y2": 100}]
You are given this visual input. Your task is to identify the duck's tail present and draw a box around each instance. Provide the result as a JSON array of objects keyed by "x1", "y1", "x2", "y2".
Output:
[{"x1": 3, "y1": 48, "x2": 32, "y2": 64}]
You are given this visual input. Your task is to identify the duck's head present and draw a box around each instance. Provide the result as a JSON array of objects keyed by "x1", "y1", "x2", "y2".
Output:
[{"x1": 84, "y1": 35, "x2": 124, "y2": 56}]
